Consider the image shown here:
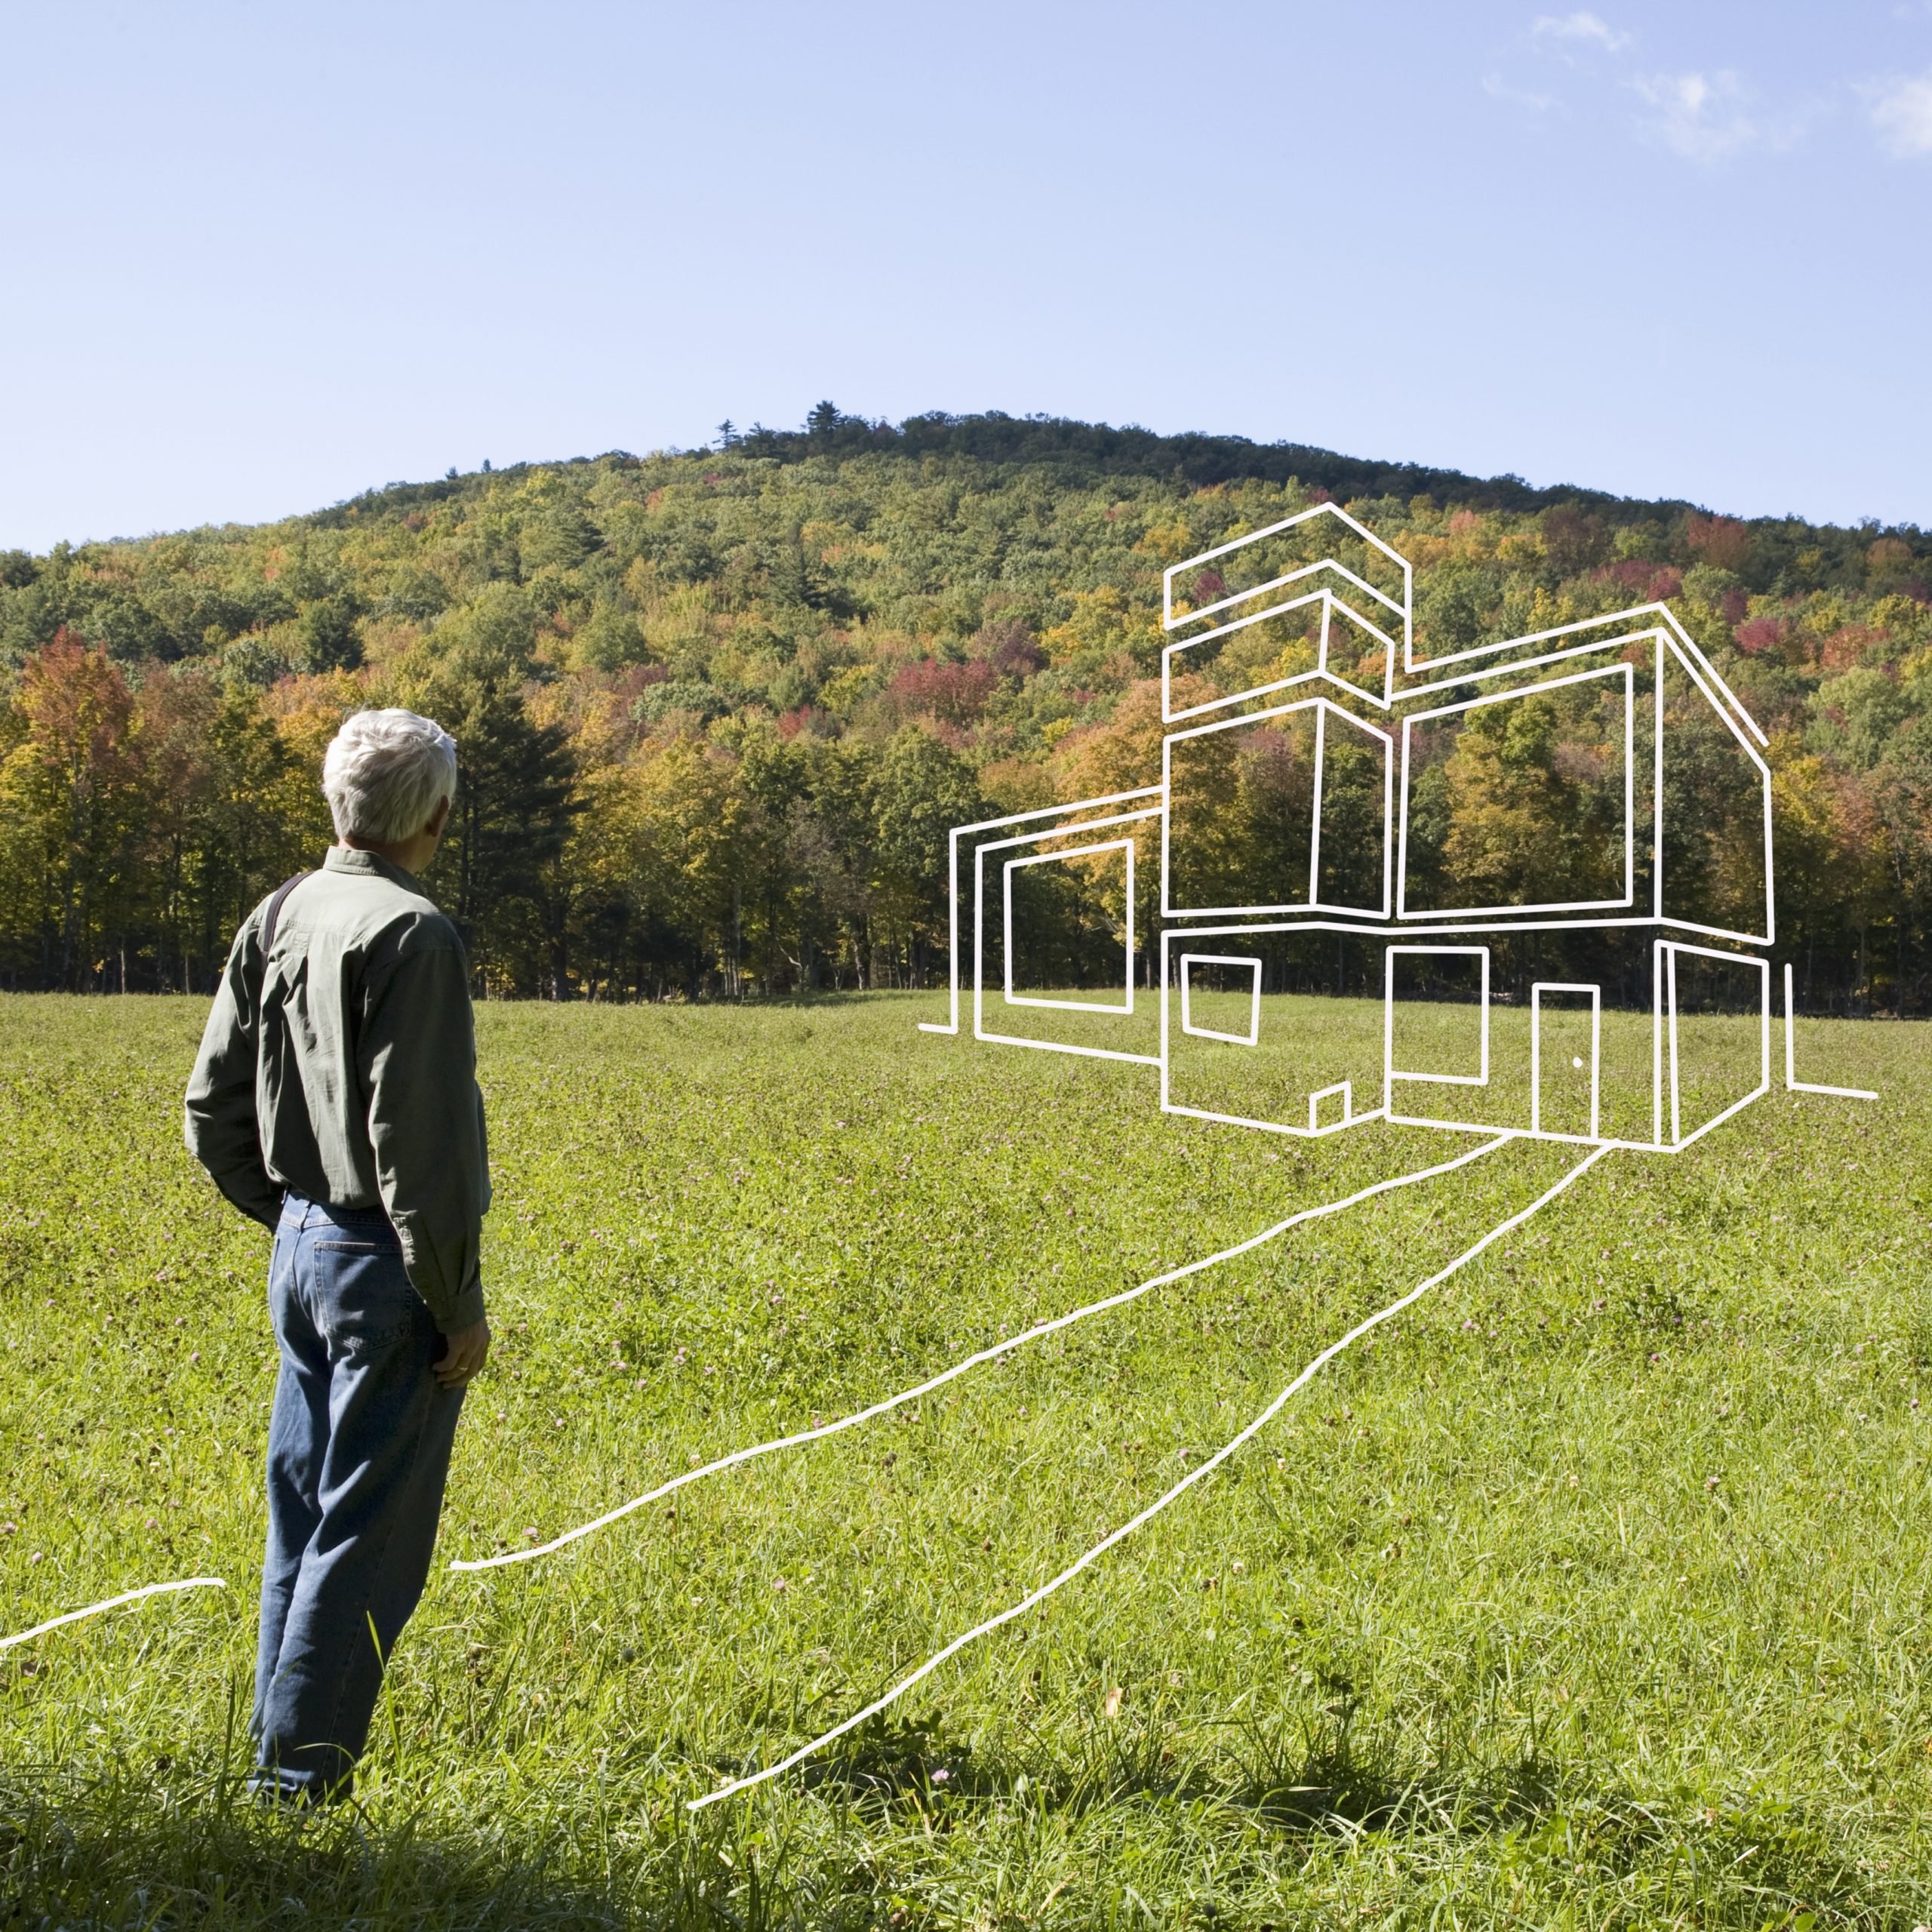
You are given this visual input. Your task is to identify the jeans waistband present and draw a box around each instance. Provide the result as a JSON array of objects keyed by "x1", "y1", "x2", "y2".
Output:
[{"x1": 278, "y1": 1191, "x2": 396, "y2": 1238}]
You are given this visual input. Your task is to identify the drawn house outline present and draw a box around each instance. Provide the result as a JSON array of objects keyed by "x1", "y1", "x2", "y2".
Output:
[{"x1": 922, "y1": 505, "x2": 1869, "y2": 1149}]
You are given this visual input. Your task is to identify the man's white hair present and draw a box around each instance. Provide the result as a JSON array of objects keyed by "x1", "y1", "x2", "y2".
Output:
[{"x1": 322, "y1": 709, "x2": 458, "y2": 844}]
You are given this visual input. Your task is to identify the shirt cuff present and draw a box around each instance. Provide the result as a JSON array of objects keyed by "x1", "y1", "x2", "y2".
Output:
[{"x1": 438, "y1": 1275, "x2": 486, "y2": 1335}]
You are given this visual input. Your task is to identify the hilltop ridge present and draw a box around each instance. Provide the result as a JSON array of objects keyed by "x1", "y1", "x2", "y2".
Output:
[{"x1": 0, "y1": 408, "x2": 1926, "y2": 1008}]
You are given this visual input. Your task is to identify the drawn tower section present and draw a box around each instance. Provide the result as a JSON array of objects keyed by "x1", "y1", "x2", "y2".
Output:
[
  {"x1": 1158, "y1": 507, "x2": 1407, "y2": 1139},
  {"x1": 1160, "y1": 502, "x2": 1411, "y2": 722}
]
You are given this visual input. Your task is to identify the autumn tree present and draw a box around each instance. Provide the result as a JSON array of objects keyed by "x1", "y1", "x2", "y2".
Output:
[{"x1": 0, "y1": 634, "x2": 145, "y2": 988}]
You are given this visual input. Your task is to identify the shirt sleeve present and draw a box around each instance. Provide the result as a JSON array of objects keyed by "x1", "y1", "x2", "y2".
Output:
[
  {"x1": 359, "y1": 938, "x2": 490, "y2": 1334},
  {"x1": 182, "y1": 911, "x2": 284, "y2": 1231}
]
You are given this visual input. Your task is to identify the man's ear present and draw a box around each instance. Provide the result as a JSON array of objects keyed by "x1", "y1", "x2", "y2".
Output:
[{"x1": 427, "y1": 795, "x2": 452, "y2": 838}]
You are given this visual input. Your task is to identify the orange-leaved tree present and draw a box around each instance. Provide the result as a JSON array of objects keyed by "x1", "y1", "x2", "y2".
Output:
[{"x1": 0, "y1": 632, "x2": 145, "y2": 988}]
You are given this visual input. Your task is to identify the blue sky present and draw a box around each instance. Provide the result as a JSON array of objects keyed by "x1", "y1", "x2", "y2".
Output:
[{"x1": 2, "y1": 1, "x2": 1927, "y2": 549}]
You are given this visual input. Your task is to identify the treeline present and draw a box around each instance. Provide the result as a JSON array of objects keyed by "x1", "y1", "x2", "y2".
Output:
[{"x1": 0, "y1": 408, "x2": 1927, "y2": 1008}]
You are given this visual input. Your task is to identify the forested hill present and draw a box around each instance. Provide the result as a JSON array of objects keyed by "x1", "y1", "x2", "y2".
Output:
[{"x1": 1, "y1": 407, "x2": 1927, "y2": 1008}]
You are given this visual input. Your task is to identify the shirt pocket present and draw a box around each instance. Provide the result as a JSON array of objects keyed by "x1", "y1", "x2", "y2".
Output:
[{"x1": 312, "y1": 1238, "x2": 421, "y2": 1352}]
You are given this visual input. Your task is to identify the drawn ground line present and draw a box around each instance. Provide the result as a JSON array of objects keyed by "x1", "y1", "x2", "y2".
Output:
[
  {"x1": 689, "y1": 1142, "x2": 1614, "y2": 1810},
  {"x1": 452, "y1": 1134, "x2": 1513, "y2": 1574},
  {"x1": 0, "y1": 1577, "x2": 228, "y2": 1655}
]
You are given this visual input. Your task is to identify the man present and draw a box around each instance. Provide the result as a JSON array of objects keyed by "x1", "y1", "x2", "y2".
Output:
[{"x1": 184, "y1": 706, "x2": 491, "y2": 1804}]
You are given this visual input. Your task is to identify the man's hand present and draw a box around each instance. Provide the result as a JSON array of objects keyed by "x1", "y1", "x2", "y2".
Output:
[{"x1": 434, "y1": 1316, "x2": 491, "y2": 1389}]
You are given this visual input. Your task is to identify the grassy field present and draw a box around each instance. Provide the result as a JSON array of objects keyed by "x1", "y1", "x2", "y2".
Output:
[{"x1": 0, "y1": 991, "x2": 1925, "y2": 1928}]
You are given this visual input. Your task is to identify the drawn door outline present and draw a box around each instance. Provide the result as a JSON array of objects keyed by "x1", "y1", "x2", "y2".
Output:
[{"x1": 1530, "y1": 982, "x2": 1601, "y2": 1141}]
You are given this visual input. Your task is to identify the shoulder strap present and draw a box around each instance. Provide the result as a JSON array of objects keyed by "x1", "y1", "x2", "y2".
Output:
[{"x1": 260, "y1": 872, "x2": 312, "y2": 962}]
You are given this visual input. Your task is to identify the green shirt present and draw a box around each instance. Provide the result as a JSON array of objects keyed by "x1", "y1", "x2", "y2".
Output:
[{"x1": 183, "y1": 846, "x2": 491, "y2": 1333}]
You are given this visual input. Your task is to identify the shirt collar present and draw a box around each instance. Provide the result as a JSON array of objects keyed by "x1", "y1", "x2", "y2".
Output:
[{"x1": 324, "y1": 845, "x2": 425, "y2": 892}]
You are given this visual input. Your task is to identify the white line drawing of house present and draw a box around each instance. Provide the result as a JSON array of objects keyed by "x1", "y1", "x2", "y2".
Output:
[{"x1": 924, "y1": 503, "x2": 1874, "y2": 1145}]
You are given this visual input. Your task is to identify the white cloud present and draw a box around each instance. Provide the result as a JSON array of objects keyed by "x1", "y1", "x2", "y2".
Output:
[
  {"x1": 1632, "y1": 69, "x2": 1770, "y2": 162},
  {"x1": 1509, "y1": 19, "x2": 1829, "y2": 165},
  {"x1": 1531, "y1": 12, "x2": 1631, "y2": 54},
  {"x1": 1867, "y1": 68, "x2": 1932, "y2": 155},
  {"x1": 1484, "y1": 72, "x2": 1558, "y2": 113}
]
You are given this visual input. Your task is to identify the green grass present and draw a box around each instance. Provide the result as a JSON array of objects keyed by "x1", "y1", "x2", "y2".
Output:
[{"x1": 0, "y1": 991, "x2": 1925, "y2": 1928}]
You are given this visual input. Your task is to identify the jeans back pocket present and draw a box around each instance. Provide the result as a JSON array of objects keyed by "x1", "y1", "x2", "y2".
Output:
[{"x1": 312, "y1": 1238, "x2": 420, "y2": 1354}]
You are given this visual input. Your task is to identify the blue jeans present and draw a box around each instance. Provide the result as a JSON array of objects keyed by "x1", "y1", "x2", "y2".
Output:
[{"x1": 251, "y1": 1192, "x2": 465, "y2": 1801}]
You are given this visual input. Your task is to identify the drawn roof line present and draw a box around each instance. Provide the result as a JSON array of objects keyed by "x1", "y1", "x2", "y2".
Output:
[
  {"x1": 1162, "y1": 605, "x2": 1766, "y2": 751},
  {"x1": 1164, "y1": 580, "x2": 1402, "y2": 663},
  {"x1": 1394, "y1": 599, "x2": 1766, "y2": 746},
  {"x1": 1162, "y1": 504, "x2": 1412, "y2": 635},
  {"x1": 1163, "y1": 660, "x2": 1383, "y2": 725},
  {"x1": 1165, "y1": 553, "x2": 1408, "y2": 635},
  {"x1": 1166, "y1": 504, "x2": 1765, "y2": 749},
  {"x1": 1161, "y1": 584, "x2": 1392, "y2": 721}
]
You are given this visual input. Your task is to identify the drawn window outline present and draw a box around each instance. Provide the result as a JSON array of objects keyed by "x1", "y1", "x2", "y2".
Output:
[
  {"x1": 1002, "y1": 838, "x2": 1137, "y2": 1015},
  {"x1": 1384, "y1": 944, "x2": 1492, "y2": 1091},
  {"x1": 1177, "y1": 953, "x2": 1262, "y2": 1045},
  {"x1": 966, "y1": 806, "x2": 1164, "y2": 1069},
  {"x1": 1162, "y1": 696, "x2": 1394, "y2": 921},
  {"x1": 1657, "y1": 938, "x2": 1770, "y2": 1149},
  {"x1": 1395, "y1": 660, "x2": 1635, "y2": 922}
]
